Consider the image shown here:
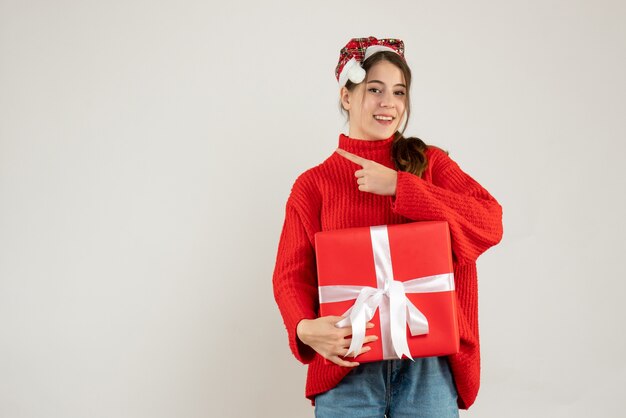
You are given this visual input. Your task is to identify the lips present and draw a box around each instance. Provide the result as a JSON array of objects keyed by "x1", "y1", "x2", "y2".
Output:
[{"x1": 373, "y1": 114, "x2": 395, "y2": 125}]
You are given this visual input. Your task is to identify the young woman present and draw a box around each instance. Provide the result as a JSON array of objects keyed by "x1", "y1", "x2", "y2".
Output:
[{"x1": 272, "y1": 36, "x2": 503, "y2": 417}]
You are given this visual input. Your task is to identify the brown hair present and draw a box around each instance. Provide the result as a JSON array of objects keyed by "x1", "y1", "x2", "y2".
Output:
[{"x1": 341, "y1": 51, "x2": 430, "y2": 177}]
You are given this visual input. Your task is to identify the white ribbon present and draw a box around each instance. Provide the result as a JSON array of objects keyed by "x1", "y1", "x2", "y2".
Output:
[{"x1": 318, "y1": 225, "x2": 455, "y2": 360}]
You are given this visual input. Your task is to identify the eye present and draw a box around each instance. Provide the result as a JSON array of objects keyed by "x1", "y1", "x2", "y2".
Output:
[
  {"x1": 368, "y1": 88, "x2": 381, "y2": 93},
  {"x1": 394, "y1": 91, "x2": 406, "y2": 96}
]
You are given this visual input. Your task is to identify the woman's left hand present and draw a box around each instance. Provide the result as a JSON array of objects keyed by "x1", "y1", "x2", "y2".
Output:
[{"x1": 336, "y1": 148, "x2": 398, "y2": 196}]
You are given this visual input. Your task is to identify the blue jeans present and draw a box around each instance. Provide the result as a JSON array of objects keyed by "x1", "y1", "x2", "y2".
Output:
[{"x1": 314, "y1": 356, "x2": 459, "y2": 418}]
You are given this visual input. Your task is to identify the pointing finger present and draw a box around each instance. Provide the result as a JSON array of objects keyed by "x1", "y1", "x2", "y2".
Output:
[{"x1": 336, "y1": 148, "x2": 370, "y2": 167}]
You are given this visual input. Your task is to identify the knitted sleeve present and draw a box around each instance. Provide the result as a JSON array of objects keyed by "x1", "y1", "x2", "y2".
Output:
[
  {"x1": 272, "y1": 176, "x2": 321, "y2": 364},
  {"x1": 390, "y1": 148, "x2": 503, "y2": 264}
]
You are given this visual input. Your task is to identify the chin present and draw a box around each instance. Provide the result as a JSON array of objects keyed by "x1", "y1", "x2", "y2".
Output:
[
  {"x1": 377, "y1": 128, "x2": 397, "y2": 139},
  {"x1": 380, "y1": 124, "x2": 399, "y2": 138},
  {"x1": 362, "y1": 124, "x2": 398, "y2": 140}
]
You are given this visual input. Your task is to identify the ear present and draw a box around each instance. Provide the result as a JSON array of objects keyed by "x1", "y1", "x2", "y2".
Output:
[{"x1": 340, "y1": 86, "x2": 351, "y2": 111}]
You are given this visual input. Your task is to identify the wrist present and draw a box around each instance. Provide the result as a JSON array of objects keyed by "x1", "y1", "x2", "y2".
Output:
[{"x1": 296, "y1": 319, "x2": 310, "y2": 343}]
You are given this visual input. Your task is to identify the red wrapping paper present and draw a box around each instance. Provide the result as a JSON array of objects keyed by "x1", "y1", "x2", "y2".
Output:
[{"x1": 315, "y1": 221, "x2": 460, "y2": 362}]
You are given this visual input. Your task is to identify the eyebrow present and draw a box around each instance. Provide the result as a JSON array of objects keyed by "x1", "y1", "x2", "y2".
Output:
[{"x1": 367, "y1": 79, "x2": 407, "y2": 88}]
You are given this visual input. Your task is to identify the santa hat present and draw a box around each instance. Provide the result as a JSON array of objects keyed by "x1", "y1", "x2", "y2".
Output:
[{"x1": 335, "y1": 36, "x2": 405, "y2": 87}]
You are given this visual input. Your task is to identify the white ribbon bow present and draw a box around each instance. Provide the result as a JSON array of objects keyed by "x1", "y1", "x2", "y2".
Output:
[{"x1": 318, "y1": 225, "x2": 455, "y2": 360}]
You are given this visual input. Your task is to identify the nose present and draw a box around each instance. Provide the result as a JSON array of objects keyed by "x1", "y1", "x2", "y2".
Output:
[{"x1": 380, "y1": 90, "x2": 395, "y2": 108}]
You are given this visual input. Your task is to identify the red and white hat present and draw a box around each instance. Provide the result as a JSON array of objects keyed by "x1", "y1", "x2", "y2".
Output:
[{"x1": 335, "y1": 36, "x2": 405, "y2": 87}]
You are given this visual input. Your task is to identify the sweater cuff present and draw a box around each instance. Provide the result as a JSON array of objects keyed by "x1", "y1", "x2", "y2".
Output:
[
  {"x1": 390, "y1": 170, "x2": 424, "y2": 219},
  {"x1": 289, "y1": 316, "x2": 317, "y2": 364},
  {"x1": 281, "y1": 298, "x2": 317, "y2": 364}
]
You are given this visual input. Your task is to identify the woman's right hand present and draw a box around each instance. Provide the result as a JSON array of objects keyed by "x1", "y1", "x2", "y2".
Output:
[{"x1": 296, "y1": 316, "x2": 378, "y2": 367}]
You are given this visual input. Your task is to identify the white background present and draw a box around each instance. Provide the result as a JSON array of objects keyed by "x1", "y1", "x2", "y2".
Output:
[{"x1": 1, "y1": 1, "x2": 625, "y2": 417}]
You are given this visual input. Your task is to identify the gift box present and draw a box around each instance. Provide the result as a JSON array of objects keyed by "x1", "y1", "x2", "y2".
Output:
[{"x1": 315, "y1": 221, "x2": 459, "y2": 362}]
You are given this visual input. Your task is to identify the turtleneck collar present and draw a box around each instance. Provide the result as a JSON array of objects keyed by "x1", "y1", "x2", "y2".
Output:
[{"x1": 337, "y1": 133, "x2": 396, "y2": 154}]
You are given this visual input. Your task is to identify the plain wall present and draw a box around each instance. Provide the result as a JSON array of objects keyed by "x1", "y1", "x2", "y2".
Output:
[{"x1": 1, "y1": 0, "x2": 625, "y2": 417}]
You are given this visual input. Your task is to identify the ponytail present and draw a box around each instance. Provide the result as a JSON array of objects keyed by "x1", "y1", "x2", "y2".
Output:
[{"x1": 391, "y1": 132, "x2": 430, "y2": 177}]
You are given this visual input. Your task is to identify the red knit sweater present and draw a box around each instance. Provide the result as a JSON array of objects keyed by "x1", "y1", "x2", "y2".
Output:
[{"x1": 272, "y1": 133, "x2": 503, "y2": 409}]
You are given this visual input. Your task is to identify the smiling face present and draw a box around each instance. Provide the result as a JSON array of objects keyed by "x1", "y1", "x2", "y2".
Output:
[{"x1": 340, "y1": 59, "x2": 407, "y2": 141}]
